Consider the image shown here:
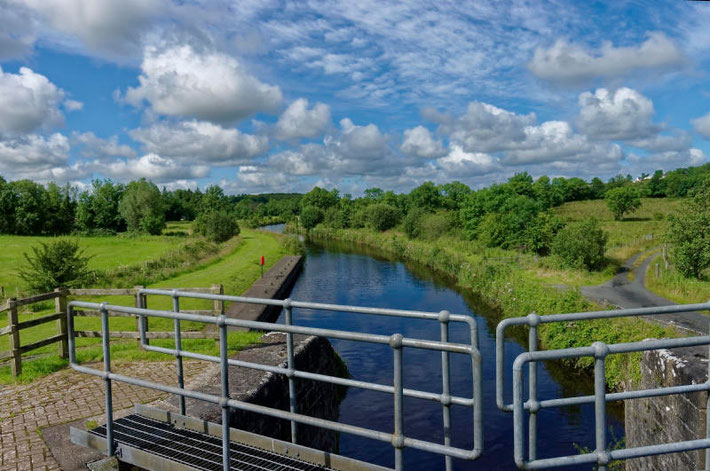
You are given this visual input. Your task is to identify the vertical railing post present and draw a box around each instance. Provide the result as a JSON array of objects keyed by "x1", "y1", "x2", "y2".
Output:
[
  {"x1": 100, "y1": 303, "x2": 115, "y2": 457},
  {"x1": 391, "y1": 333, "x2": 405, "y2": 471},
  {"x1": 593, "y1": 342, "x2": 609, "y2": 471},
  {"x1": 212, "y1": 284, "x2": 224, "y2": 314},
  {"x1": 439, "y1": 311, "x2": 452, "y2": 471},
  {"x1": 55, "y1": 288, "x2": 68, "y2": 359},
  {"x1": 284, "y1": 298, "x2": 298, "y2": 444},
  {"x1": 218, "y1": 316, "x2": 230, "y2": 471},
  {"x1": 134, "y1": 286, "x2": 148, "y2": 348},
  {"x1": 67, "y1": 304, "x2": 76, "y2": 365},
  {"x1": 705, "y1": 320, "x2": 710, "y2": 471},
  {"x1": 172, "y1": 290, "x2": 186, "y2": 416},
  {"x1": 7, "y1": 298, "x2": 21, "y2": 377},
  {"x1": 527, "y1": 313, "x2": 540, "y2": 462}
]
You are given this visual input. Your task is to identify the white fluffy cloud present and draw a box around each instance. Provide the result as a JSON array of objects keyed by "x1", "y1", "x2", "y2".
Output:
[
  {"x1": 432, "y1": 102, "x2": 536, "y2": 153},
  {"x1": 130, "y1": 120, "x2": 268, "y2": 166},
  {"x1": 0, "y1": 133, "x2": 70, "y2": 178},
  {"x1": 19, "y1": 0, "x2": 164, "y2": 55},
  {"x1": 0, "y1": 66, "x2": 67, "y2": 134},
  {"x1": 577, "y1": 88, "x2": 660, "y2": 141},
  {"x1": 73, "y1": 131, "x2": 136, "y2": 159},
  {"x1": 275, "y1": 98, "x2": 331, "y2": 140},
  {"x1": 528, "y1": 32, "x2": 684, "y2": 84},
  {"x1": 692, "y1": 112, "x2": 710, "y2": 139},
  {"x1": 436, "y1": 144, "x2": 498, "y2": 177},
  {"x1": 627, "y1": 148, "x2": 707, "y2": 174},
  {"x1": 0, "y1": 2, "x2": 39, "y2": 59},
  {"x1": 99, "y1": 153, "x2": 210, "y2": 183},
  {"x1": 401, "y1": 126, "x2": 446, "y2": 159},
  {"x1": 125, "y1": 44, "x2": 283, "y2": 123}
]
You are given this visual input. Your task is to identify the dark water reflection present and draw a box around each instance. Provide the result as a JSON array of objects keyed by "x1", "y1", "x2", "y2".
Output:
[{"x1": 262, "y1": 229, "x2": 623, "y2": 470}]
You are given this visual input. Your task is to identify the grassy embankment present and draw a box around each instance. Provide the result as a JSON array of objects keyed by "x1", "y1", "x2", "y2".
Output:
[
  {"x1": 306, "y1": 198, "x2": 683, "y2": 389},
  {"x1": 0, "y1": 226, "x2": 295, "y2": 383}
]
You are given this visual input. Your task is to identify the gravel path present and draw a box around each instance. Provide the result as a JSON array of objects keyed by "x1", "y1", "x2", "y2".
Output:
[{"x1": 580, "y1": 248, "x2": 709, "y2": 335}]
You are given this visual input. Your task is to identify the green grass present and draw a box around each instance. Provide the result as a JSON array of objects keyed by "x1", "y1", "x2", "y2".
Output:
[
  {"x1": 646, "y1": 257, "x2": 710, "y2": 305},
  {"x1": 0, "y1": 228, "x2": 295, "y2": 384},
  {"x1": 0, "y1": 233, "x2": 186, "y2": 298}
]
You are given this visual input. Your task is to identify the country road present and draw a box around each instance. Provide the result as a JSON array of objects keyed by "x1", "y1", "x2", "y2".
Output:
[{"x1": 581, "y1": 249, "x2": 709, "y2": 335}]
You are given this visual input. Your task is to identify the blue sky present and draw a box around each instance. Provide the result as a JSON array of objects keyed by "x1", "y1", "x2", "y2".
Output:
[{"x1": 1, "y1": 0, "x2": 709, "y2": 195}]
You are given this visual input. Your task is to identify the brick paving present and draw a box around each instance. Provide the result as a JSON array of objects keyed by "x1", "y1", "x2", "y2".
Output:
[{"x1": 0, "y1": 361, "x2": 199, "y2": 470}]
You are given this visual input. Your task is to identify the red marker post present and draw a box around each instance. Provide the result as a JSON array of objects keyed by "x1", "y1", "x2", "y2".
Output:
[{"x1": 260, "y1": 255, "x2": 265, "y2": 278}]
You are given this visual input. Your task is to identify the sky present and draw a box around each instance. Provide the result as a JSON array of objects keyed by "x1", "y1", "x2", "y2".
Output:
[{"x1": 1, "y1": 0, "x2": 710, "y2": 195}]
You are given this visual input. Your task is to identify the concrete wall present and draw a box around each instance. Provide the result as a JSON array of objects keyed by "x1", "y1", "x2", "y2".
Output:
[{"x1": 625, "y1": 346, "x2": 708, "y2": 471}]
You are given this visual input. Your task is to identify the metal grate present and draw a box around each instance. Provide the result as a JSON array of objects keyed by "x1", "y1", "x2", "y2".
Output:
[{"x1": 90, "y1": 414, "x2": 328, "y2": 471}]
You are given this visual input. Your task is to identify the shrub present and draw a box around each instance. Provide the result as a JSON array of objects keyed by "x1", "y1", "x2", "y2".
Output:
[
  {"x1": 365, "y1": 203, "x2": 401, "y2": 232},
  {"x1": 419, "y1": 212, "x2": 452, "y2": 240},
  {"x1": 194, "y1": 211, "x2": 240, "y2": 243},
  {"x1": 19, "y1": 239, "x2": 93, "y2": 293},
  {"x1": 403, "y1": 207, "x2": 426, "y2": 239},
  {"x1": 300, "y1": 205, "x2": 324, "y2": 230},
  {"x1": 552, "y1": 219, "x2": 608, "y2": 270},
  {"x1": 524, "y1": 212, "x2": 565, "y2": 255},
  {"x1": 667, "y1": 179, "x2": 710, "y2": 278},
  {"x1": 605, "y1": 186, "x2": 641, "y2": 220}
]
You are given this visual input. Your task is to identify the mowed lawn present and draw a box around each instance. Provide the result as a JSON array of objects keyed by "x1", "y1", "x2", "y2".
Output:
[{"x1": 0, "y1": 228, "x2": 293, "y2": 382}]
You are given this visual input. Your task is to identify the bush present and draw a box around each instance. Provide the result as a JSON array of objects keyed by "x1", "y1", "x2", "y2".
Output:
[
  {"x1": 524, "y1": 212, "x2": 565, "y2": 255},
  {"x1": 403, "y1": 207, "x2": 426, "y2": 239},
  {"x1": 194, "y1": 211, "x2": 240, "y2": 243},
  {"x1": 365, "y1": 203, "x2": 401, "y2": 232},
  {"x1": 667, "y1": 180, "x2": 710, "y2": 278},
  {"x1": 300, "y1": 205, "x2": 324, "y2": 230},
  {"x1": 605, "y1": 186, "x2": 641, "y2": 220},
  {"x1": 19, "y1": 239, "x2": 93, "y2": 293},
  {"x1": 552, "y1": 219, "x2": 608, "y2": 270}
]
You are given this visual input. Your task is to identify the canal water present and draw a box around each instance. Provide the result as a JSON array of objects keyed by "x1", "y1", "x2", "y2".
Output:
[{"x1": 263, "y1": 225, "x2": 623, "y2": 470}]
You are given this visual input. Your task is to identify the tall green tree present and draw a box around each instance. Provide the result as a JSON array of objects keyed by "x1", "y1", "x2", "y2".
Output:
[
  {"x1": 11, "y1": 179, "x2": 47, "y2": 235},
  {"x1": 605, "y1": 186, "x2": 642, "y2": 220},
  {"x1": 668, "y1": 179, "x2": 710, "y2": 278},
  {"x1": 301, "y1": 187, "x2": 339, "y2": 210},
  {"x1": 76, "y1": 179, "x2": 125, "y2": 232},
  {"x1": 45, "y1": 182, "x2": 76, "y2": 235},
  {"x1": 0, "y1": 175, "x2": 16, "y2": 234},
  {"x1": 118, "y1": 179, "x2": 166, "y2": 235},
  {"x1": 409, "y1": 181, "x2": 442, "y2": 212}
]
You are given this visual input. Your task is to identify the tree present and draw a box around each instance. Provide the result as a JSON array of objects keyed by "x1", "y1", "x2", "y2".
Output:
[
  {"x1": 439, "y1": 181, "x2": 471, "y2": 210},
  {"x1": 667, "y1": 180, "x2": 710, "y2": 278},
  {"x1": 11, "y1": 179, "x2": 47, "y2": 235},
  {"x1": 118, "y1": 179, "x2": 166, "y2": 234},
  {"x1": 44, "y1": 182, "x2": 76, "y2": 235},
  {"x1": 301, "y1": 187, "x2": 339, "y2": 211},
  {"x1": 365, "y1": 204, "x2": 401, "y2": 232},
  {"x1": 76, "y1": 180, "x2": 125, "y2": 233},
  {"x1": 0, "y1": 175, "x2": 16, "y2": 234},
  {"x1": 605, "y1": 186, "x2": 641, "y2": 220},
  {"x1": 300, "y1": 205, "x2": 324, "y2": 230},
  {"x1": 194, "y1": 211, "x2": 240, "y2": 243},
  {"x1": 409, "y1": 181, "x2": 442, "y2": 212},
  {"x1": 646, "y1": 170, "x2": 666, "y2": 198},
  {"x1": 552, "y1": 219, "x2": 608, "y2": 270},
  {"x1": 200, "y1": 185, "x2": 231, "y2": 214},
  {"x1": 19, "y1": 240, "x2": 92, "y2": 293}
]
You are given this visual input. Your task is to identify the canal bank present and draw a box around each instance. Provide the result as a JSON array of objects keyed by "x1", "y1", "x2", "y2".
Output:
[{"x1": 263, "y1": 228, "x2": 624, "y2": 471}]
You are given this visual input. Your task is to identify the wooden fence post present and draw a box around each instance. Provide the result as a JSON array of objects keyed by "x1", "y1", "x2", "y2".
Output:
[
  {"x1": 134, "y1": 285, "x2": 148, "y2": 348},
  {"x1": 212, "y1": 284, "x2": 224, "y2": 315},
  {"x1": 54, "y1": 288, "x2": 69, "y2": 359},
  {"x1": 7, "y1": 299, "x2": 21, "y2": 377}
]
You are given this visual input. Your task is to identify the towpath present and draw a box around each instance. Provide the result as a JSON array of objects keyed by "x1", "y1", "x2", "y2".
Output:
[{"x1": 580, "y1": 248, "x2": 709, "y2": 335}]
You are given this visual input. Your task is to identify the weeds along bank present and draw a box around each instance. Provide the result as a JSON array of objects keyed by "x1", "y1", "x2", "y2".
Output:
[{"x1": 304, "y1": 226, "x2": 673, "y2": 389}]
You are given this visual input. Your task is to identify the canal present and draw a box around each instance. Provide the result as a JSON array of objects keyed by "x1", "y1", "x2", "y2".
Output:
[{"x1": 263, "y1": 225, "x2": 623, "y2": 470}]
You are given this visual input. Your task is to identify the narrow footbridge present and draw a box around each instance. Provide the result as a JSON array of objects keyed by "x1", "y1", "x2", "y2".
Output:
[{"x1": 68, "y1": 289, "x2": 710, "y2": 470}]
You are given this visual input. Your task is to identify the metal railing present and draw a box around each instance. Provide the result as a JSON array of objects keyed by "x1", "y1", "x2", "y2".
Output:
[
  {"x1": 496, "y1": 302, "x2": 710, "y2": 471},
  {"x1": 68, "y1": 291, "x2": 482, "y2": 471}
]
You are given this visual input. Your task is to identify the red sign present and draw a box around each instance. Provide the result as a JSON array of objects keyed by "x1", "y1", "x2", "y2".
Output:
[{"x1": 260, "y1": 255, "x2": 265, "y2": 266}]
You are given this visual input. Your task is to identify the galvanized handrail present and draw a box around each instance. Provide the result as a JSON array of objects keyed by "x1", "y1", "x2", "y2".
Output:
[
  {"x1": 67, "y1": 296, "x2": 482, "y2": 471},
  {"x1": 136, "y1": 288, "x2": 481, "y2": 471},
  {"x1": 496, "y1": 302, "x2": 710, "y2": 471}
]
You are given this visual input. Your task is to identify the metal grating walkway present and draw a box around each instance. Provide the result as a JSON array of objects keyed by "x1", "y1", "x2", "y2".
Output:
[{"x1": 89, "y1": 414, "x2": 330, "y2": 471}]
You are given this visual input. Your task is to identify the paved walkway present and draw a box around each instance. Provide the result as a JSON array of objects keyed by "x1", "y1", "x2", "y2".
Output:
[
  {"x1": 0, "y1": 361, "x2": 198, "y2": 471},
  {"x1": 581, "y1": 249, "x2": 709, "y2": 334}
]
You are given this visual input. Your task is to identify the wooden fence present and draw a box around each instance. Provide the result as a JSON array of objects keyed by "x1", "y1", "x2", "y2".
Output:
[{"x1": 0, "y1": 284, "x2": 224, "y2": 378}]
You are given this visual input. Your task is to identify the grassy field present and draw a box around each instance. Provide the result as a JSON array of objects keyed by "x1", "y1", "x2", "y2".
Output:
[{"x1": 0, "y1": 227, "x2": 295, "y2": 383}]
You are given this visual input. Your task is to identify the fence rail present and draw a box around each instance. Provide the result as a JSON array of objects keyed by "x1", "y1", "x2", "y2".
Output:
[
  {"x1": 0, "y1": 285, "x2": 223, "y2": 377},
  {"x1": 496, "y1": 302, "x2": 710, "y2": 471},
  {"x1": 68, "y1": 291, "x2": 482, "y2": 471}
]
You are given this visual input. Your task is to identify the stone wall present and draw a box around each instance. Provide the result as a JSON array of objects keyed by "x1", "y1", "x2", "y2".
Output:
[
  {"x1": 163, "y1": 332, "x2": 346, "y2": 453},
  {"x1": 625, "y1": 345, "x2": 708, "y2": 471}
]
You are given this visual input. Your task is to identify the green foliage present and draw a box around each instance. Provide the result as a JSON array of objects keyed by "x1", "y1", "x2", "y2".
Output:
[
  {"x1": 408, "y1": 181, "x2": 442, "y2": 212},
  {"x1": 667, "y1": 180, "x2": 710, "y2": 278},
  {"x1": 19, "y1": 239, "x2": 92, "y2": 293},
  {"x1": 364, "y1": 203, "x2": 401, "y2": 232},
  {"x1": 605, "y1": 186, "x2": 641, "y2": 220},
  {"x1": 301, "y1": 186, "x2": 339, "y2": 211},
  {"x1": 300, "y1": 205, "x2": 324, "y2": 230},
  {"x1": 44, "y1": 183, "x2": 76, "y2": 235},
  {"x1": 524, "y1": 212, "x2": 565, "y2": 256},
  {"x1": 552, "y1": 219, "x2": 608, "y2": 270},
  {"x1": 194, "y1": 211, "x2": 240, "y2": 243},
  {"x1": 10, "y1": 179, "x2": 47, "y2": 235},
  {"x1": 403, "y1": 207, "x2": 426, "y2": 239},
  {"x1": 438, "y1": 181, "x2": 471, "y2": 210},
  {"x1": 77, "y1": 179, "x2": 125, "y2": 233},
  {"x1": 200, "y1": 185, "x2": 231, "y2": 213},
  {"x1": 118, "y1": 179, "x2": 166, "y2": 235}
]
